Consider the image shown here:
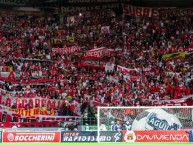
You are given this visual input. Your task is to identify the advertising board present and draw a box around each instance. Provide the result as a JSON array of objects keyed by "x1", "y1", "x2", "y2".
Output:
[
  {"x1": 3, "y1": 132, "x2": 60, "y2": 142},
  {"x1": 122, "y1": 130, "x2": 189, "y2": 142},
  {"x1": 61, "y1": 131, "x2": 122, "y2": 142}
]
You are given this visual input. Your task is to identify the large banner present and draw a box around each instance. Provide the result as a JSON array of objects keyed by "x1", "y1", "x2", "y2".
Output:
[
  {"x1": 61, "y1": 3, "x2": 120, "y2": 13},
  {"x1": 123, "y1": 4, "x2": 193, "y2": 17},
  {"x1": 122, "y1": 4, "x2": 159, "y2": 17},
  {"x1": 84, "y1": 47, "x2": 114, "y2": 58},
  {"x1": 0, "y1": 0, "x2": 26, "y2": 6},
  {"x1": 159, "y1": 8, "x2": 193, "y2": 17},
  {"x1": 0, "y1": 97, "x2": 82, "y2": 117},
  {"x1": 98, "y1": 95, "x2": 193, "y2": 108},
  {"x1": 122, "y1": 130, "x2": 189, "y2": 142},
  {"x1": 52, "y1": 46, "x2": 81, "y2": 54},
  {"x1": 162, "y1": 51, "x2": 193, "y2": 60},
  {"x1": 85, "y1": 47, "x2": 107, "y2": 58},
  {"x1": 0, "y1": 77, "x2": 55, "y2": 85},
  {"x1": 117, "y1": 65, "x2": 139, "y2": 74},
  {"x1": 7, "y1": 108, "x2": 54, "y2": 117},
  {"x1": 0, "y1": 96, "x2": 63, "y2": 110},
  {"x1": 147, "y1": 95, "x2": 193, "y2": 107},
  {"x1": 61, "y1": 131, "x2": 122, "y2": 142},
  {"x1": 3, "y1": 132, "x2": 60, "y2": 143}
]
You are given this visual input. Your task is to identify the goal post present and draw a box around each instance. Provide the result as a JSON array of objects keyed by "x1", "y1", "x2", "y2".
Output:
[{"x1": 97, "y1": 106, "x2": 193, "y2": 143}]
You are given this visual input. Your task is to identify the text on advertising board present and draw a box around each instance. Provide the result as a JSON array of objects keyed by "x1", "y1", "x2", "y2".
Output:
[
  {"x1": 61, "y1": 131, "x2": 122, "y2": 142},
  {"x1": 122, "y1": 130, "x2": 189, "y2": 142},
  {"x1": 3, "y1": 132, "x2": 60, "y2": 142}
]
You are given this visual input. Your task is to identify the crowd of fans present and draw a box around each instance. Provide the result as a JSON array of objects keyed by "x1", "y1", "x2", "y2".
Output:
[{"x1": 0, "y1": 12, "x2": 192, "y2": 119}]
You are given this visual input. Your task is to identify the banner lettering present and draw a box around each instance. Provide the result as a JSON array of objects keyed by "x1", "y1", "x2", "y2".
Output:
[
  {"x1": 117, "y1": 65, "x2": 139, "y2": 74},
  {"x1": 52, "y1": 46, "x2": 82, "y2": 54},
  {"x1": 85, "y1": 47, "x2": 107, "y2": 58},
  {"x1": 123, "y1": 5, "x2": 193, "y2": 17},
  {"x1": 0, "y1": 96, "x2": 64, "y2": 112},
  {"x1": 7, "y1": 108, "x2": 54, "y2": 117},
  {"x1": 61, "y1": 3, "x2": 120, "y2": 13},
  {"x1": 122, "y1": 4, "x2": 159, "y2": 17}
]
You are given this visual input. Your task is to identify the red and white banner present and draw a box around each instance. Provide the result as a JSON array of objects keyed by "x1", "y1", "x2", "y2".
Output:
[
  {"x1": 0, "y1": 76, "x2": 55, "y2": 85},
  {"x1": 122, "y1": 4, "x2": 159, "y2": 17},
  {"x1": 3, "y1": 132, "x2": 60, "y2": 142},
  {"x1": 123, "y1": 4, "x2": 193, "y2": 17},
  {"x1": 78, "y1": 62, "x2": 105, "y2": 70},
  {"x1": 52, "y1": 46, "x2": 81, "y2": 54},
  {"x1": 122, "y1": 130, "x2": 189, "y2": 142},
  {"x1": 107, "y1": 49, "x2": 115, "y2": 57},
  {"x1": 117, "y1": 65, "x2": 139, "y2": 74},
  {"x1": 117, "y1": 65, "x2": 129, "y2": 74},
  {"x1": 149, "y1": 95, "x2": 193, "y2": 105},
  {"x1": 85, "y1": 47, "x2": 107, "y2": 58},
  {"x1": 0, "y1": 96, "x2": 63, "y2": 110}
]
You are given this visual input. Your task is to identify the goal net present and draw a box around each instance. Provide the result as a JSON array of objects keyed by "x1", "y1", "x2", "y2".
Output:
[{"x1": 97, "y1": 106, "x2": 193, "y2": 142}]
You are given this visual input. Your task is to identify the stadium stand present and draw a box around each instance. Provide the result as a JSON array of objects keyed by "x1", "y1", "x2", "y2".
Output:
[{"x1": 0, "y1": 0, "x2": 192, "y2": 128}]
